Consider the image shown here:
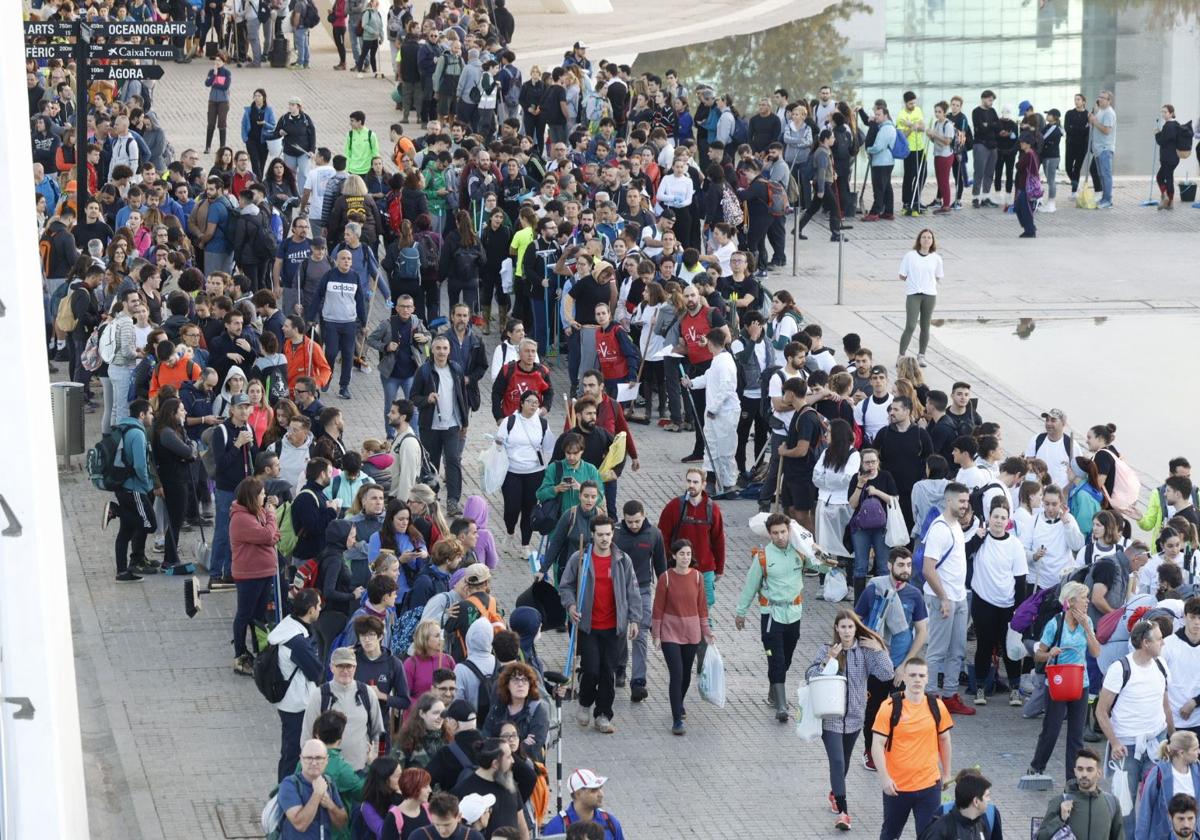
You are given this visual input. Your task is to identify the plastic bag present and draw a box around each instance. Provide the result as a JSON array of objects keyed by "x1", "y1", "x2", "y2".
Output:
[
  {"x1": 885, "y1": 499, "x2": 909, "y2": 548},
  {"x1": 1006, "y1": 626, "x2": 1027, "y2": 662},
  {"x1": 1110, "y1": 759, "x2": 1134, "y2": 814},
  {"x1": 500, "y1": 258, "x2": 514, "y2": 294},
  {"x1": 698, "y1": 645, "x2": 725, "y2": 707},
  {"x1": 794, "y1": 684, "x2": 822, "y2": 742},
  {"x1": 822, "y1": 568, "x2": 848, "y2": 603},
  {"x1": 748, "y1": 511, "x2": 770, "y2": 537},
  {"x1": 480, "y1": 441, "x2": 508, "y2": 495}
]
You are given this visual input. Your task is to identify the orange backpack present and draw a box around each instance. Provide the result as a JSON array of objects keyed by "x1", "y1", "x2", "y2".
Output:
[{"x1": 751, "y1": 547, "x2": 803, "y2": 607}]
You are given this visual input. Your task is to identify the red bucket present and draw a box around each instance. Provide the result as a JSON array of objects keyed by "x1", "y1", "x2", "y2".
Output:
[{"x1": 1046, "y1": 663, "x2": 1085, "y2": 702}]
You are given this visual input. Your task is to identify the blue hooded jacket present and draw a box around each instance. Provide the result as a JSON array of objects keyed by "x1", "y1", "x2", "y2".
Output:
[{"x1": 114, "y1": 417, "x2": 155, "y2": 494}]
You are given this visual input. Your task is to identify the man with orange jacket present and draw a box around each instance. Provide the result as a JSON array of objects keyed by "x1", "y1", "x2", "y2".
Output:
[{"x1": 282, "y1": 314, "x2": 331, "y2": 395}]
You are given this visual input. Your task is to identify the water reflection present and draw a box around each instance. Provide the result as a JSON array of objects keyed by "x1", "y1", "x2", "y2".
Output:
[{"x1": 635, "y1": 0, "x2": 1200, "y2": 174}]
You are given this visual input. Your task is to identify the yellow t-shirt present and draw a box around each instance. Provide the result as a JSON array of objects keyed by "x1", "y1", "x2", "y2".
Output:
[
  {"x1": 871, "y1": 695, "x2": 952, "y2": 792},
  {"x1": 511, "y1": 226, "x2": 535, "y2": 278},
  {"x1": 897, "y1": 106, "x2": 928, "y2": 153}
]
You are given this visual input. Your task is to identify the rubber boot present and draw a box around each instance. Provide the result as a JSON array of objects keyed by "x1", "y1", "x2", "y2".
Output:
[
  {"x1": 771, "y1": 683, "x2": 789, "y2": 722},
  {"x1": 1083, "y1": 700, "x2": 1104, "y2": 742}
]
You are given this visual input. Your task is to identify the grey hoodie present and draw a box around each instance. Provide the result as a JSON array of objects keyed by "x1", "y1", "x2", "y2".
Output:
[
  {"x1": 457, "y1": 58, "x2": 483, "y2": 101},
  {"x1": 213, "y1": 364, "x2": 248, "y2": 417},
  {"x1": 276, "y1": 431, "x2": 314, "y2": 492},
  {"x1": 454, "y1": 618, "x2": 497, "y2": 707}
]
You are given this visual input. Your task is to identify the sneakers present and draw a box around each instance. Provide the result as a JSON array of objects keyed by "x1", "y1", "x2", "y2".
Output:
[
  {"x1": 115, "y1": 570, "x2": 143, "y2": 582},
  {"x1": 1042, "y1": 199, "x2": 1057, "y2": 213},
  {"x1": 233, "y1": 654, "x2": 255, "y2": 676},
  {"x1": 971, "y1": 199, "x2": 980, "y2": 208},
  {"x1": 951, "y1": 200, "x2": 963, "y2": 210},
  {"x1": 828, "y1": 792, "x2": 839, "y2": 815},
  {"x1": 835, "y1": 813, "x2": 852, "y2": 831},
  {"x1": 615, "y1": 674, "x2": 627, "y2": 689},
  {"x1": 630, "y1": 683, "x2": 648, "y2": 703},
  {"x1": 151, "y1": 540, "x2": 165, "y2": 554},
  {"x1": 981, "y1": 198, "x2": 998, "y2": 208},
  {"x1": 672, "y1": 720, "x2": 686, "y2": 736},
  {"x1": 974, "y1": 689, "x2": 988, "y2": 706},
  {"x1": 101, "y1": 501, "x2": 118, "y2": 531},
  {"x1": 862, "y1": 751, "x2": 876, "y2": 771},
  {"x1": 130, "y1": 558, "x2": 160, "y2": 575},
  {"x1": 576, "y1": 705, "x2": 592, "y2": 728},
  {"x1": 917, "y1": 354, "x2": 927, "y2": 368},
  {"x1": 593, "y1": 716, "x2": 615, "y2": 734},
  {"x1": 1009, "y1": 689, "x2": 1023, "y2": 707},
  {"x1": 942, "y1": 693, "x2": 977, "y2": 715},
  {"x1": 1097, "y1": 200, "x2": 1113, "y2": 209},
  {"x1": 861, "y1": 213, "x2": 880, "y2": 222},
  {"x1": 339, "y1": 387, "x2": 352, "y2": 399},
  {"x1": 880, "y1": 213, "x2": 896, "y2": 220}
]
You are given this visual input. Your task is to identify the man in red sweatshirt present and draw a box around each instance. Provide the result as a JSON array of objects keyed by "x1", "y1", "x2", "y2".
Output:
[
  {"x1": 656, "y1": 467, "x2": 726, "y2": 610},
  {"x1": 576, "y1": 369, "x2": 640, "y2": 519}
]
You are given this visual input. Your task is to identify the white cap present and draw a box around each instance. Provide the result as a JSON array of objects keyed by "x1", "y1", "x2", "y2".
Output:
[
  {"x1": 459, "y1": 793, "x2": 496, "y2": 823},
  {"x1": 567, "y1": 768, "x2": 607, "y2": 794}
]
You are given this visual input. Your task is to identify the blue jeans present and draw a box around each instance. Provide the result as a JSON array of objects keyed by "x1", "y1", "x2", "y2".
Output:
[
  {"x1": 293, "y1": 26, "x2": 309, "y2": 65},
  {"x1": 210, "y1": 488, "x2": 235, "y2": 578},
  {"x1": 852, "y1": 527, "x2": 889, "y2": 579},
  {"x1": 604, "y1": 478, "x2": 618, "y2": 519},
  {"x1": 284, "y1": 153, "x2": 312, "y2": 193},
  {"x1": 421, "y1": 426, "x2": 463, "y2": 505},
  {"x1": 323, "y1": 320, "x2": 358, "y2": 390},
  {"x1": 107, "y1": 364, "x2": 134, "y2": 428},
  {"x1": 278, "y1": 710, "x2": 304, "y2": 783},
  {"x1": 381, "y1": 374, "x2": 415, "y2": 438},
  {"x1": 879, "y1": 784, "x2": 940, "y2": 840},
  {"x1": 1096, "y1": 149, "x2": 1114, "y2": 203}
]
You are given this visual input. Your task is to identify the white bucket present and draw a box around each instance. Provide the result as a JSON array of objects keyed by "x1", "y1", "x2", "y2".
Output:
[{"x1": 808, "y1": 675, "x2": 847, "y2": 718}]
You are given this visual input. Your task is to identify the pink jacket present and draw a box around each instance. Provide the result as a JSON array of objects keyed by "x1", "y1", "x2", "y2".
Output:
[
  {"x1": 230, "y1": 502, "x2": 280, "y2": 580},
  {"x1": 402, "y1": 652, "x2": 456, "y2": 720}
]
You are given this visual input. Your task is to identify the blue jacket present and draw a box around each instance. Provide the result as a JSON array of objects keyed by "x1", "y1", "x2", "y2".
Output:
[
  {"x1": 307, "y1": 266, "x2": 367, "y2": 326},
  {"x1": 180, "y1": 380, "x2": 217, "y2": 442},
  {"x1": 240, "y1": 104, "x2": 277, "y2": 144},
  {"x1": 542, "y1": 805, "x2": 625, "y2": 840},
  {"x1": 212, "y1": 419, "x2": 259, "y2": 493},
  {"x1": 114, "y1": 417, "x2": 155, "y2": 494},
  {"x1": 1136, "y1": 759, "x2": 1200, "y2": 840},
  {"x1": 866, "y1": 120, "x2": 897, "y2": 166}
]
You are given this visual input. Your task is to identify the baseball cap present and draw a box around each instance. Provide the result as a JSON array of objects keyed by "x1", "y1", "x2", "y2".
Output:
[
  {"x1": 1018, "y1": 100, "x2": 1033, "y2": 115},
  {"x1": 288, "y1": 96, "x2": 302, "y2": 106},
  {"x1": 568, "y1": 768, "x2": 607, "y2": 794},
  {"x1": 229, "y1": 393, "x2": 251, "y2": 406},
  {"x1": 1041, "y1": 408, "x2": 1066, "y2": 421},
  {"x1": 573, "y1": 41, "x2": 588, "y2": 49},
  {"x1": 445, "y1": 698, "x2": 476, "y2": 722},
  {"x1": 1045, "y1": 108, "x2": 1061, "y2": 119},
  {"x1": 464, "y1": 563, "x2": 491, "y2": 586},
  {"x1": 459, "y1": 793, "x2": 496, "y2": 823},
  {"x1": 869, "y1": 364, "x2": 888, "y2": 376},
  {"x1": 330, "y1": 647, "x2": 356, "y2": 666}
]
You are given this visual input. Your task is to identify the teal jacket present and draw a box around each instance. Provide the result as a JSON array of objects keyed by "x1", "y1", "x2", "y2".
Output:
[
  {"x1": 115, "y1": 417, "x2": 155, "y2": 494},
  {"x1": 735, "y1": 542, "x2": 829, "y2": 625}
]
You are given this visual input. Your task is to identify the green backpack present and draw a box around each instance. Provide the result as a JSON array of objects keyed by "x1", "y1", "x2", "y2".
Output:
[{"x1": 276, "y1": 489, "x2": 319, "y2": 558}]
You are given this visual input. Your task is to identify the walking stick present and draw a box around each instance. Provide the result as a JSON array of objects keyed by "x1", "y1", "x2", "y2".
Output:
[
  {"x1": 563, "y1": 546, "x2": 593, "y2": 697},
  {"x1": 678, "y1": 361, "x2": 726, "y2": 494}
]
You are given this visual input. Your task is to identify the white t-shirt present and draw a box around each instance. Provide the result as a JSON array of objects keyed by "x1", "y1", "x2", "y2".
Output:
[
  {"x1": 898, "y1": 250, "x2": 944, "y2": 296},
  {"x1": 857, "y1": 393, "x2": 893, "y2": 443},
  {"x1": 768, "y1": 367, "x2": 805, "y2": 433},
  {"x1": 1175, "y1": 767, "x2": 1195, "y2": 800},
  {"x1": 305, "y1": 165, "x2": 336, "y2": 220},
  {"x1": 955, "y1": 464, "x2": 990, "y2": 491},
  {"x1": 712, "y1": 240, "x2": 736, "y2": 275},
  {"x1": 922, "y1": 516, "x2": 967, "y2": 601},
  {"x1": 1024, "y1": 433, "x2": 1074, "y2": 489},
  {"x1": 1101, "y1": 656, "x2": 1169, "y2": 743},
  {"x1": 970, "y1": 532, "x2": 1029, "y2": 607}
]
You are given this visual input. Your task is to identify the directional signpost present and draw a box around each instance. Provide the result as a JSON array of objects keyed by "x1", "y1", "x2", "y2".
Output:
[{"x1": 23, "y1": 18, "x2": 188, "y2": 212}]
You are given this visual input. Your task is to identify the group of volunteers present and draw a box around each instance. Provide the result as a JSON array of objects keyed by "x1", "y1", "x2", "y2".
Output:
[{"x1": 28, "y1": 0, "x2": 1200, "y2": 838}]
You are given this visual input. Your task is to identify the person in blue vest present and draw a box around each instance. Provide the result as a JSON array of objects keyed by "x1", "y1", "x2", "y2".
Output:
[
  {"x1": 101, "y1": 399, "x2": 160, "y2": 581},
  {"x1": 542, "y1": 769, "x2": 627, "y2": 840}
]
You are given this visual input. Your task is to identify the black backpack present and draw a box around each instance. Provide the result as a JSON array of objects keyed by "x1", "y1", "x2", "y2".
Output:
[
  {"x1": 448, "y1": 740, "x2": 479, "y2": 787},
  {"x1": 253, "y1": 641, "x2": 297, "y2": 703},
  {"x1": 1034, "y1": 432, "x2": 1074, "y2": 461},
  {"x1": 320, "y1": 681, "x2": 373, "y2": 715},
  {"x1": 506, "y1": 413, "x2": 549, "y2": 466},
  {"x1": 968, "y1": 481, "x2": 1004, "y2": 522},
  {"x1": 758, "y1": 366, "x2": 784, "y2": 423},
  {"x1": 462, "y1": 659, "x2": 498, "y2": 724},
  {"x1": 883, "y1": 690, "x2": 942, "y2": 751},
  {"x1": 416, "y1": 232, "x2": 440, "y2": 276},
  {"x1": 301, "y1": 0, "x2": 320, "y2": 28}
]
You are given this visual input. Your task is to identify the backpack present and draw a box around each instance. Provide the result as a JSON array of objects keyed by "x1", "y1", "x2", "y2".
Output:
[
  {"x1": 764, "y1": 179, "x2": 789, "y2": 217},
  {"x1": 392, "y1": 244, "x2": 422, "y2": 281},
  {"x1": 1178, "y1": 122, "x2": 1194, "y2": 157},
  {"x1": 386, "y1": 191, "x2": 404, "y2": 235},
  {"x1": 968, "y1": 481, "x2": 1004, "y2": 522},
  {"x1": 253, "y1": 638, "x2": 298, "y2": 702},
  {"x1": 55, "y1": 291, "x2": 78, "y2": 332},
  {"x1": 448, "y1": 740, "x2": 479, "y2": 788},
  {"x1": 506, "y1": 413, "x2": 549, "y2": 466},
  {"x1": 199, "y1": 424, "x2": 227, "y2": 476},
  {"x1": 387, "y1": 803, "x2": 433, "y2": 835},
  {"x1": 1026, "y1": 165, "x2": 1044, "y2": 200},
  {"x1": 882, "y1": 690, "x2": 941, "y2": 751},
  {"x1": 796, "y1": 407, "x2": 831, "y2": 455},
  {"x1": 750, "y1": 546, "x2": 802, "y2": 607},
  {"x1": 451, "y1": 244, "x2": 482, "y2": 279},
  {"x1": 320, "y1": 681, "x2": 373, "y2": 719},
  {"x1": 252, "y1": 215, "x2": 278, "y2": 263},
  {"x1": 1106, "y1": 448, "x2": 1141, "y2": 509},
  {"x1": 262, "y1": 773, "x2": 304, "y2": 837},
  {"x1": 1034, "y1": 432, "x2": 1074, "y2": 462},
  {"x1": 82, "y1": 329, "x2": 103, "y2": 372},
  {"x1": 561, "y1": 808, "x2": 619, "y2": 837},
  {"x1": 462, "y1": 659, "x2": 499, "y2": 722},
  {"x1": 731, "y1": 116, "x2": 749, "y2": 145},
  {"x1": 87, "y1": 426, "x2": 133, "y2": 491},
  {"x1": 301, "y1": 0, "x2": 320, "y2": 27},
  {"x1": 276, "y1": 489, "x2": 318, "y2": 557},
  {"x1": 98, "y1": 321, "x2": 119, "y2": 364},
  {"x1": 416, "y1": 232, "x2": 440, "y2": 276},
  {"x1": 890, "y1": 129, "x2": 910, "y2": 160},
  {"x1": 1113, "y1": 654, "x2": 1168, "y2": 700},
  {"x1": 720, "y1": 183, "x2": 744, "y2": 226},
  {"x1": 668, "y1": 494, "x2": 714, "y2": 545},
  {"x1": 757, "y1": 365, "x2": 784, "y2": 423}
]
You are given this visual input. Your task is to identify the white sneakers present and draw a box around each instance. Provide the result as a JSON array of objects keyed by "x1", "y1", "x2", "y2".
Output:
[{"x1": 1042, "y1": 199, "x2": 1057, "y2": 213}]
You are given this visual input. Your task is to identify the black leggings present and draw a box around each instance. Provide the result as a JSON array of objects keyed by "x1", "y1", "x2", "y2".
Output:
[
  {"x1": 661, "y1": 641, "x2": 699, "y2": 722},
  {"x1": 640, "y1": 360, "x2": 665, "y2": 415},
  {"x1": 735, "y1": 395, "x2": 767, "y2": 474},
  {"x1": 971, "y1": 595, "x2": 1020, "y2": 687},
  {"x1": 356, "y1": 38, "x2": 378, "y2": 72},
  {"x1": 1065, "y1": 140, "x2": 1088, "y2": 190},
  {"x1": 994, "y1": 150, "x2": 1017, "y2": 193},
  {"x1": 332, "y1": 25, "x2": 346, "y2": 65},
  {"x1": 822, "y1": 728, "x2": 861, "y2": 813},
  {"x1": 501, "y1": 470, "x2": 543, "y2": 545},
  {"x1": 1157, "y1": 161, "x2": 1179, "y2": 199},
  {"x1": 162, "y1": 477, "x2": 188, "y2": 568}
]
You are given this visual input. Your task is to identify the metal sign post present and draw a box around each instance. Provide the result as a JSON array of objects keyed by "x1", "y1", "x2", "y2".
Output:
[
  {"x1": 75, "y1": 22, "x2": 91, "y2": 214},
  {"x1": 836, "y1": 232, "x2": 845, "y2": 305}
]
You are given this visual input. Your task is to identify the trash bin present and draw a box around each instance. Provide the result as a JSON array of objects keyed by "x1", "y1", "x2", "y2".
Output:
[{"x1": 51, "y1": 382, "x2": 85, "y2": 458}]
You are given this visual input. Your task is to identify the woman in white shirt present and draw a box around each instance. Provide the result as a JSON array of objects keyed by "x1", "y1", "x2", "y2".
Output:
[
  {"x1": 812, "y1": 418, "x2": 861, "y2": 569},
  {"x1": 489, "y1": 318, "x2": 538, "y2": 380},
  {"x1": 967, "y1": 498, "x2": 1029, "y2": 707},
  {"x1": 1140, "y1": 526, "x2": 1188, "y2": 596},
  {"x1": 656, "y1": 156, "x2": 696, "y2": 248},
  {"x1": 493, "y1": 391, "x2": 554, "y2": 554},
  {"x1": 1013, "y1": 480, "x2": 1044, "y2": 563},
  {"x1": 897, "y1": 228, "x2": 944, "y2": 366}
]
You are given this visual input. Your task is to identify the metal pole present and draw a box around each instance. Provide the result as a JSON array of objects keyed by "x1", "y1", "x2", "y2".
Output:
[
  {"x1": 75, "y1": 22, "x2": 91, "y2": 212},
  {"x1": 836, "y1": 233, "x2": 844, "y2": 306},
  {"x1": 790, "y1": 203, "x2": 798, "y2": 277},
  {"x1": 1140, "y1": 121, "x2": 1161, "y2": 206}
]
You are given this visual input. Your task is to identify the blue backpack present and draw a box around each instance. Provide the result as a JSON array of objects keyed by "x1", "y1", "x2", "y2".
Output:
[
  {"x1": 732, "y1": 117, "x2": 750, "y2": 145},
  {"x1": 910, "y1": 511, "x2": 951, "y2": 590},
  {"x1": 890, "y1": 128, "x2": 910, "y2": 160}
]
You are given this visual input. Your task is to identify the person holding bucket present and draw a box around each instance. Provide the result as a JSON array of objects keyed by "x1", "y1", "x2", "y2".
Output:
[
  {"x1": 1022, "y1": 580, "x2": 1101, "y2": 788},
  {"x1": 805, "y1": 609, "x2": 894, "y2": 831}
]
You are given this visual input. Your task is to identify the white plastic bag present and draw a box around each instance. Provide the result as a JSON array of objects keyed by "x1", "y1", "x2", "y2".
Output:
[
  {"x1": 885, "y1": 499, "x2": 909, "y2": 547},
  {"x1": 500, "y1": 258, "x2": 514, "y2": 294},
  {"x1": 1109, "y1": 759, "x2": 1134, "y2": 813},
  {"x1": 698, "y1": 645, "x2": 726, "y2": 707},
  {"x1": 1006, "y1": 625, "x2": 1027, "y2": 662},
  {"x1": 794, "y1": 684, "x2": 822, "y2": 742},
  {"x1": 748, "y1": 511, "x2": 770, "y2": 537},
  {"x1": 822, "y1": 568, "x2": 848, "y2": 603},
  {"x1": 480, "y1": 442, "x2": 508, "y2": 495}
]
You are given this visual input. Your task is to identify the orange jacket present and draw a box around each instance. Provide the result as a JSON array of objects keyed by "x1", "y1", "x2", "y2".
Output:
[
  {"x1": 283, "y1": 335, "x2": 332, "y2": 393},
  {"x1": 150, "y1": 357, "x2": 202, "y2": 400}
]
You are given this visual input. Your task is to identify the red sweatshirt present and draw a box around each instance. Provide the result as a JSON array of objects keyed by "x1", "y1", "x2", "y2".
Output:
[{"x1": 656, "y1": 493, "x2": 725, "y2": 575}]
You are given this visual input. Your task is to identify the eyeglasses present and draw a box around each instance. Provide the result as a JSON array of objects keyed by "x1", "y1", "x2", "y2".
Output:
[{"x1": 509, "y1": 674, "x2": 530, "y2": 684}]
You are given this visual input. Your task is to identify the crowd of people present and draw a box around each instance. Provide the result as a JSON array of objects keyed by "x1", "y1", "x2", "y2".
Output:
[{"x1": 25, "y1": 0, "x2": 1200, "y2": 838}]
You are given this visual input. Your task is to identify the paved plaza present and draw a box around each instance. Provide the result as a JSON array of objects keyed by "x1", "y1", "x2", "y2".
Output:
[{"x1": 55, "y1": 15, "x2": 1200, "y2": 840}]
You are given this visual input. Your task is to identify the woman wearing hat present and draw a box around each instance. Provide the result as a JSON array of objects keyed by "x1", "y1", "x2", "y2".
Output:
[{"x1": 1014, "y1": 132, "x2": 1040, "y2": 238}]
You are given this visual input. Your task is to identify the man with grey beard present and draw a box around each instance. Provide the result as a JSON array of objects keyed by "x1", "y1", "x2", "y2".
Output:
[{"x1": 452, "y1": 738, "x2": 531, "y2": 837}]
